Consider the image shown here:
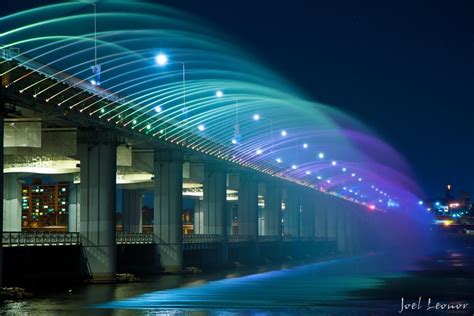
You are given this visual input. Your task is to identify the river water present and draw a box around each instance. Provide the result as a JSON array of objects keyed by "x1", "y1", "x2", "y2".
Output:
[{"x1": 1, "y1": 234, "x2": 473, "y2": 315}]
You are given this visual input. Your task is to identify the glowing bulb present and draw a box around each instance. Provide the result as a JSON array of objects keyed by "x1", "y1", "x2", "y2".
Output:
[
  {"x1": 351, "y1": 173, "x2": 356, "y2": 177},
  {"x1": 303, "y1": 143, "x2": 308, "y2": 149},
  {"x1": 331, "y1": 161, "x2": 337, "y2": 166},
  {"x1": 317, "y1": 176, "x2": 322, "y2": 180},
  {"x1": 256, "y1": 149, "x2": 263, "y2": 155},
  {"x1": 342, "y1": 167, "x2": 346, "y2": 172},
  {"x1": 231, "y1": 138, "x2": 238, "y2": 144},
  {"x1": 276, "y1": 158, "x2": 282, "y2": 163},
  {"x1": 132, "y1": 119, "x2": 137, "y2": 125},
  {"x1": 198, "y1": 124, "x2": 205, "y2": 131},
  {"x1": 418, "y1": 200, "x2": 423, "y2": 205},
  {"x1": 306, "y1": 171, "x2": 311, "y2": 175},
  {"x1": 155, "y1": 53, "x2": 168, "y2": 66},
  {"x1": 326, "y1": 179, "x2": 331, "y2": 184},
  {"x1": 90, "y1": 80, "x2": 97, "y2": 85},
  {"x1": 291, "y1": 164, "x2": 297, "y2": 170},
  {"x1": 318, "y1": 153, "x2": 324, "y2": 159},
  {"x1": 358, "y1": 177, "x2": 362, "y2": 181},
  {"x1": 146, "y1": 124, "x2": 151, "y2": 130},
  {"x1": 281, "y1": 130, "x2": 287, "y2": 137},
  {"x1": 253, "y1": 114, "x2": 260, "y2": 121},
  {"x1": 215, "y1": 90, "x2": 223, "y2": 98},
  {"x1": 154, "y1": 106, "x2": 162, "y2": 113},
  {"x1": 368, "y1": 204, "x2": 376, "y2": 210}
]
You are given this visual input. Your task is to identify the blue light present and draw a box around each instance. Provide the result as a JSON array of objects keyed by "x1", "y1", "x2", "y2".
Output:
[
  {"x1": 215, "y1": 90, "x2": 223, "y2": 98},
  {"x1": 318, "y1": 152, "x2": 324, "y2": 159},
  {"x1": 155, "y1": 53, "x2": 168, "y2": 66},
  {"x1": 198, "y1": 124, "x2": 205, "y2": 131},
  {"x1": 253, "y1": 114, "x2": 260, "y2": 121},
  {"x1": 418, "y1": 200, "x2": 423, "y2": 205},
  {"x1": 154, "y1": 105, "x2": 162, "y2": 113},
  {"x1": 276, "y1": 158, "x2": 282, "y2": 163}
]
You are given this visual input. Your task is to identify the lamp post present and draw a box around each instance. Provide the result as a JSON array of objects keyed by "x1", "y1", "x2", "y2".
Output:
[
  {"x1": 253, "y1": 114, "x2": 274, "y2": 153},
  {"x1": 155, "y1": 53, "x2": 186, "y2": 115}
]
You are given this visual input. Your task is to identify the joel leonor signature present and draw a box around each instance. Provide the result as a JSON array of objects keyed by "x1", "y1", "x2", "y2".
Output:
[{"x1": 399, "y1": 297, "x2": 469, "y2": 313}]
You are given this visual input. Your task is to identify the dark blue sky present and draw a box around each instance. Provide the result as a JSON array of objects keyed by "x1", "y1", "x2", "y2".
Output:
[{"x1": 4, "y1": 0, "x2": 473, "y2": 198}]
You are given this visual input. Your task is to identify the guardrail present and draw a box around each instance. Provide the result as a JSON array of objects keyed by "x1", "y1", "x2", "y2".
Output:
[
  {"x1": 182, "y1": 234, "x2": 221, "y2": 244},
  {"x1": 227, "y1": 235, "x2": 254, "y2": 243},
  {"x1": 2, "y1": 232, "x2": 80, "y2": 247},
  {"x1": 258, "y1": 235, "x2": 281, "y2": 242},
  {"x1": 116, "y1": 232, "x2": 153, "y2": 245}
]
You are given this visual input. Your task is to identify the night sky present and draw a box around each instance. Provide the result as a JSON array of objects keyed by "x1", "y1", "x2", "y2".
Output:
[{"x1": 3, "y1": 0, "x2": 473, "y2": 198}]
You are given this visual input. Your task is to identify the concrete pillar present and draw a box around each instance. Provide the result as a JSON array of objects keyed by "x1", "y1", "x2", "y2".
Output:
[
  {"x1": 300, "y1": 192, "x2": 315, "y2": 238},
  {"x1": 3, "y1": 173, "x2": 21, "y2": 232},
  {"x1": 78, "y1": 129, "x2": 117, "y2": 281},
  {"x1": 284, "y1": 188, "x2": 300, "y2": 238},
  {"x1": 193, "y1": 198, "x2": 203, "y2": 234},
  {"x1": 68, "y1": 183, "x2": 80, "y2": 233},
  {"x1": 315, "y1": 192, "x2": 328, "y2": 240},
  {"x1": 153, "y1": 148, "x2": 183, "y2": 272},
  {"x1": 237, "y1": 172, "x2": 258, "y2": 238},
  {"x1": 326, "y1": 196, "x2": 337, "y2": 241},
  {"x1": 0, "y1": 109, "x2": 4, "y2": 286},
  {"x1": 202, "y1": 162, "x2": 227, "y2": 263},
  {"x1": 263, "y1": 182, "x2": 282, "y2": 236},
  {"x1": 122, "y1": 189, "x2": 143, "y2": 233},
  {"x1": 336, "y1": 204, "x2": 347, "y2": 253}
]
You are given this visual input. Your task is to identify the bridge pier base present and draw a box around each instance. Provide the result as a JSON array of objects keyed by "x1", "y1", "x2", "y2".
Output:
[
  {"x1": 153, "y1": 148, "x2": 183, "y2": 272},
  {"x1": 78, "y1": 129, "x2": 117, "y2": 282}
]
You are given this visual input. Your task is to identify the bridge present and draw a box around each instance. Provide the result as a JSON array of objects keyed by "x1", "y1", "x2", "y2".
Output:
[{"x1": 0, "y1": 2, "x2": 422, "y2": 284}]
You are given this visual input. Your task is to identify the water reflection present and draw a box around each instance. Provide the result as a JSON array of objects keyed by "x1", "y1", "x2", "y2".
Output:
[{"x1": 1, "y1": 244, "x2": 473, "y2": 315}]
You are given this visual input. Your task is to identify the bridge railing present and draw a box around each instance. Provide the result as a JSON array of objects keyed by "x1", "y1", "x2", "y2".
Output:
[
  {"x1": 227, "y1": 235, "x2": 254, "y2": 243},
  {"x1": 182, "y1": 234, "x2": 221, "y2": 244},
  {"x1": 116, "y1": 232, "x2": 153, "y2": 245},
  {"x1": 2, "y1": 231, "x2": 80, "y2": 247},
  {"x1": 258, "y1": 235, "x2": 281, "y2": 242}
]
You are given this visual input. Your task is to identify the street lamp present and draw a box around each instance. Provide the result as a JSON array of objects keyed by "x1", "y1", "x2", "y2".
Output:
[
  {"x1": 155, "y1": 52, "x2": 187, "y2": 115},
  {"x1": 252, "y1": 114, "x2": 274, "y2": 152}
]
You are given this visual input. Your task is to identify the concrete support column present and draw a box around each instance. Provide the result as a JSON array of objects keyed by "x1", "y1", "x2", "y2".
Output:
[
  {"x1": 314, "y1": 193, "x2": 328, "y2": 240},
  {"x1": 202, "y1": 162, "x2": 228, "y2": 263},
  {"x1": 78, "y1": 129, "x2": 117, "y2": 281},
  {"x1": 300, "y1": 193, "x2": 315, "y2": 238},
  {"x1": 68, "y1": 183, "x2": 80, "y2": 233},
  {"x1": 284, "y1": 188, "x2": 300, "y2": 238},
  {"x1": 262, "y1": 182, "x2": 282, "y2": 236},
  {"x1": 326, "y1": 197, "x2": 337, "y2": 241},
  {"x1": 3, "y1": 173, "x2": 21, "y2": 232},
  {"x1": 237, "y1": 173, "x2": 258, "y2": 238},
  {"x1": 336, "y1": 204, "x2": 347, "y2": 254},
  {"x1": 193, "y1": 199, "x2": 203, "y2": 234},
  {"x1": 153, "y1": 148, "x2": 183, "y2": 272},
  {"x1": 122, "y1": 189, "x2": 143, "y2": 233},
  {"x1": 0, "y1": 103, "x2": 4, "y2": 285}
]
